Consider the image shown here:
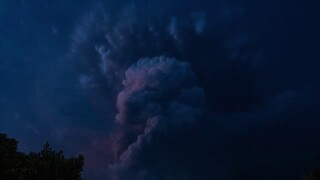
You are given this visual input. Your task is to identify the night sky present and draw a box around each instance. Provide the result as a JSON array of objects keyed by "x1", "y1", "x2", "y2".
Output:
[{"x1": 0, "y1": 0, "x2": 319, "y2": 179}]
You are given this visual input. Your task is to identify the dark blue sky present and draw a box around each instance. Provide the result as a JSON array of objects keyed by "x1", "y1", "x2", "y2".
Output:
[{"x1": 0, "y1": 0, "x2": 319, "y2": 179}]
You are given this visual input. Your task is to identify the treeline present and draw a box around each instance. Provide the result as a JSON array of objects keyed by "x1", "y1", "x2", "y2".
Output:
[
  {"x1": 1, "y1": 132, "x2": 318, "y2": 180},
  {"x1": 304, "y1": 166, "x2": 320, "y2": 180},
  {"x1": 0, "y1": 133, "x2": 84, "y2": 180}
]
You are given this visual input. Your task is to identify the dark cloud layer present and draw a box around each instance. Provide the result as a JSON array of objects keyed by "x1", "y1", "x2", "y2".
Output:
[
  {"x1": 1, "y1": 0, "x2": 319, "y2": 179},
  {"x1": 71, "y1": 0, "x2": 267, "y2": 113}
]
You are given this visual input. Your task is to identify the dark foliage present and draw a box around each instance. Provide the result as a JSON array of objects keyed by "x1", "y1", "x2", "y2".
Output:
[
  {"x1": 304, "y1": 167, "x2": 320, "y2": 180},
  {"x1": 0, "y1": 133, "x2": 84, "y2": 180}
]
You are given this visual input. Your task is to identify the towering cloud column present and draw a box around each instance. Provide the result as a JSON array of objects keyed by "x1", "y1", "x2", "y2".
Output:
[{"x1": 111, "y1": 56, "x2": 205, "y2": 179}]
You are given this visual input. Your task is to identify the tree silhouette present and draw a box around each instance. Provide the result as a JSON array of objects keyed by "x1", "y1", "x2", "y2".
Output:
[
  {"x1": 304, "y1": 166, "x2": 320, "y2": 180},
  {"x1": 0, "y1": 133, "x2": 84, "y2": 180}
]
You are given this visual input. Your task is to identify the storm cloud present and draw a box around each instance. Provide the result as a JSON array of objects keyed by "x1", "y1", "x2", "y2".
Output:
[
  {"x1": 69, "y1": 1, "x2": 320, "y2": 179},
  {"x1": 110, "y1": 57, "x2": 205, "y2": 179},
  {"x1": 1, "y1": 0, "x2": 319, "y2": 179}
]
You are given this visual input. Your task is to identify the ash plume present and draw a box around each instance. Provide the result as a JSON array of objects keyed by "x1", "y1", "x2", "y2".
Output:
[
  {"x1": 65, "y1": 1, "x2": 320, "y2": 179},
  {"x1": 110, "y1": 57, "x2": 205, "y2": 179}
]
